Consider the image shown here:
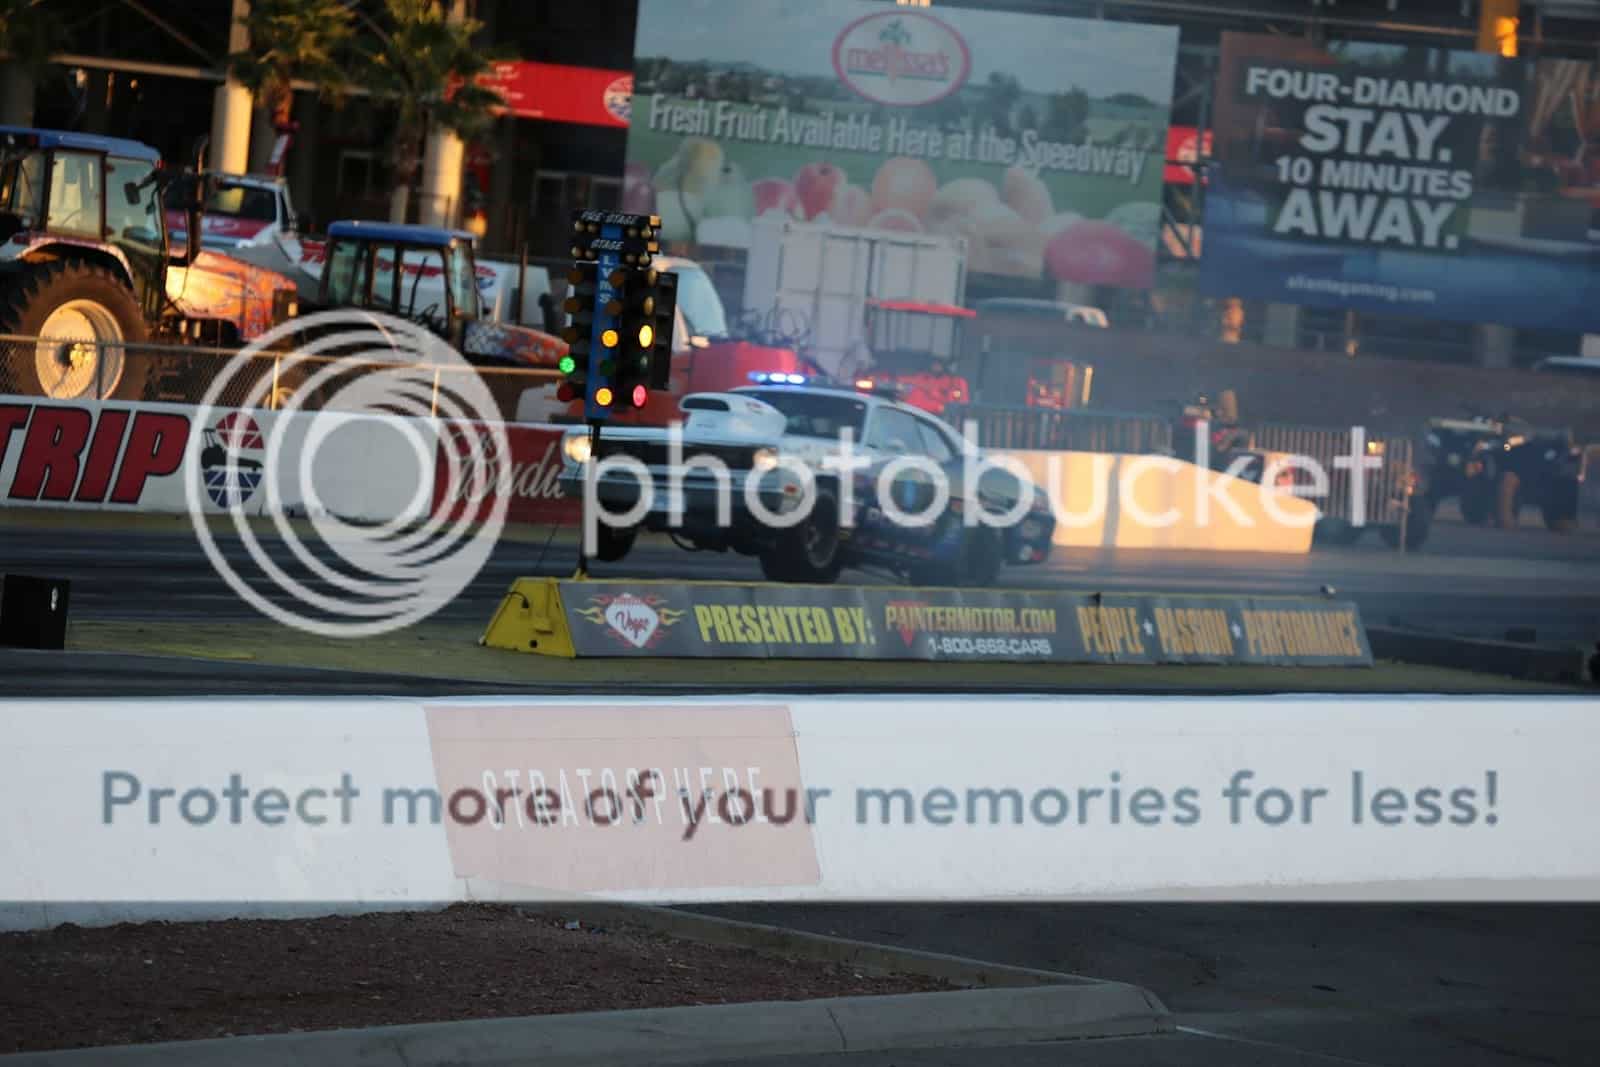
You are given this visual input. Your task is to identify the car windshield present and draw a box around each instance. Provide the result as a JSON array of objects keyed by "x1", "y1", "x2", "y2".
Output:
[
  {"x1": 675, "y1": 265, "x2": 727, "y2": 339},
  {"x1": 205, "y1": 183, "x2": 277, "y2": 221},
  {"x1": 743, "y1": 389, "x2": 868, "y2": 439}
]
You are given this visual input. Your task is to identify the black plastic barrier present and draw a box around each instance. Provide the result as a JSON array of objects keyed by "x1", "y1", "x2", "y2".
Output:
[{"x1": 483, "y1": 579, "x2": 1373, "y2": 668}]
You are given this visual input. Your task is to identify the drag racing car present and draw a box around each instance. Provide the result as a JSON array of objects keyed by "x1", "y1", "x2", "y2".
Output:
[{"x1": 556, "y1": 375, "x2": 1056, "y2": 585}]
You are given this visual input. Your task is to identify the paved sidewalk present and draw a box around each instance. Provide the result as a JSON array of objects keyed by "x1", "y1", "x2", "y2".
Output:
[{"x1": 0, "y1": 984, "x2": 1170, "y2": 1066}]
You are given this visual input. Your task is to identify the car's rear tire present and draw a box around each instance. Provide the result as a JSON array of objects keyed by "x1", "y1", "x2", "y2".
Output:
[
  {"x1": 956, "y1": 525, "x2": 1003, "y2": 588},
  {"x1": 759, "y1": 494, "x2": 842, "y2": 584},
  {"x1": 1379, "y1": 500, "x2": 1432, "y2": 550},
  {"x1": 908, "y1": 520, "x2": 1003, "y2": 588},
  {"x1": 592, "y1": 523, "x2": 638, "y2": 564},
  {"x1": 1313, "y1": 517, "x2": 1362, "y2": 546},
  {"x1": 1543, "y1": 496, "x2": 1579, "y2": 532}
]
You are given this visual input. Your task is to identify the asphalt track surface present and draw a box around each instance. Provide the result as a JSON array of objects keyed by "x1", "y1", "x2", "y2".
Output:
[
  {"x1": 681, "y1": 904, "x2": 1600, "y2": 1067},
  {"x1": 3, "y1": 512, "x2": 1597, "y2": 646}
]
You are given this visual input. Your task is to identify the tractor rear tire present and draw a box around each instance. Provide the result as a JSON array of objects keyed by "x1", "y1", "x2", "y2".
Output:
[{"x1": 0, "y1": 260, "x2": 150, "y2": 400}]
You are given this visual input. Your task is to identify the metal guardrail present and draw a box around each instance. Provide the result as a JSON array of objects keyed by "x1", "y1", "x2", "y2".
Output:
[
  {"x1": 1243, "y1": 422, "x2": 1417, "y2": 528},
  {"x1": 947, "y1": 403, "x2": 1174, "y2": 455},
  {"x1": 1, "y1": 333, "x2": 560, "y2": 422}
]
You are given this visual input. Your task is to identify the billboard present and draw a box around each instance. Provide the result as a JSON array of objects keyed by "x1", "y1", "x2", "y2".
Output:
[
  {"x1": 478, "y1": 62, "x2": 632, "y2": 128},
  {"x1": 625, "y1": 0, "x2": 1178, "y2": 289},
  {"x1": 1200, "y1": 33, "x2": 1600, "y2": 331}
]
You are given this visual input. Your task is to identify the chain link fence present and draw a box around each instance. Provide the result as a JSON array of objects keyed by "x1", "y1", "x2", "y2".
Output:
[{"x1": 1, "y1": 333, "x2": 560, "y2": 423}]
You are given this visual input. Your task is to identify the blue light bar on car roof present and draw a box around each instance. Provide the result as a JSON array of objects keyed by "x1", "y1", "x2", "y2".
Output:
[{"x1": 749, "y1": 372, "x2": 808, "y2": 385}]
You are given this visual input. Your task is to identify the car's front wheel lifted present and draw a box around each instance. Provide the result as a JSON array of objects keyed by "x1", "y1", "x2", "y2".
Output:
[{"x1": 759, "y1": 495, "x2": 842, "y2": 584}]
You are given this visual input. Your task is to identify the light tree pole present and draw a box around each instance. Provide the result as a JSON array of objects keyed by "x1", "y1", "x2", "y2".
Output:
[
  {"x1": 211, "y1": 0, "x2": 254, "y2": 173},
  {"x1": 417, "y1": 0, "x2": 465, "y2": 227}
]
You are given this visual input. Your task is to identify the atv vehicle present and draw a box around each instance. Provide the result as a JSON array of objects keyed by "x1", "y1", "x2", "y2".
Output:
[
  {"x1": 1421, "y1": 415, "x2": 1505, "y2": 524},
  {"x1": 0, "y1": 128, "x2": 299, "y2": 401},
  {"x1": 1479, "y1": 423, "x2": 1584, "y2": 531}
]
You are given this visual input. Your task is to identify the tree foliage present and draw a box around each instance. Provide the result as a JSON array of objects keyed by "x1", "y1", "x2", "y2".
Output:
[
  {"x1": 358, "y1": 0, "x2": 504, "y2": 217},
  {"x1": 227, "y1": 0, "x2": 355, "y2": 125},
  {"x1": 0, "y1": 0, "x2": 65, "y2": 73}
]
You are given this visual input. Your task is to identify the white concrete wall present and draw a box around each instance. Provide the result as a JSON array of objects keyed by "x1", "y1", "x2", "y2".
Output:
[
  {"x1": 0, "y1": 694, "x2": 1590, "y2": 929},
  {"x1": 994, "y1": 450, "x2": 1318, "y2": 554}
]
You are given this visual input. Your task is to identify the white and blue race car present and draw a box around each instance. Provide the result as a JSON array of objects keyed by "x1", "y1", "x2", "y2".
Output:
[{"x1": 557, "y1": 375, "x2": 1055, "y2": 586}]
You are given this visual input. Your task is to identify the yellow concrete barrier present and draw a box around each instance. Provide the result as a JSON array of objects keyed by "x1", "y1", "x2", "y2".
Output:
[
  {"x1": 480, "y1": 577, "x2": 577, "y2": 656},
  {"x1": 993, "y1": 450, "x2": 1316, "y2": 554}
]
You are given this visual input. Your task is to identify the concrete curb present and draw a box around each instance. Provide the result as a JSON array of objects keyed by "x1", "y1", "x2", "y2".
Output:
[
  {"x1": 1368, "y1": 626, "x2": 1594, "y2": 684},
  {"x1": 543, "y1": 903, "x2": 1102, "y2": 988},
  {"x1": 0, "y1": 984, "x2": 1172, "y2": 1066}
]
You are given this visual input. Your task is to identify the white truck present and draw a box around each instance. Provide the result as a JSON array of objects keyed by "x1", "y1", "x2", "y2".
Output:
[
  {"x1": 164, "y1": 172, "x2": 298, "y2": 253},
  {"x1": 741, "y1": 218, "x2": 967, "y2": 380}
]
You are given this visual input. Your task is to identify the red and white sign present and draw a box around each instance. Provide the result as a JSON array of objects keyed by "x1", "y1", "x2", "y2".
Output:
[
  {"x1": 432, "y1": 422, "x2": 579, "y2": 527},
  {"x1": 832, "y1": 10, "x2": 971, "y2": 107},
  {"x1": 1165, "y1": 126, "x2": 1212, "y2": 185},
  {"x1": 1, "y1": 397, "x2": 438, "y2": 522},
  {"x1": 0, "y1": 400, "x2": 195, "y2": 509},
  {"x1": 478, "y1": 62, "x2": 632, "y2": 128}
]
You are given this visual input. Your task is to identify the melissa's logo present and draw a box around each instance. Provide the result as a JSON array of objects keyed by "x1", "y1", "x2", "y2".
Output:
[
  {"x1": 832, "y1": 11, "x2": 970, "y2": 107},
  {"x1": 604, "y1": 75, "x2": 632, "y2": 124}
]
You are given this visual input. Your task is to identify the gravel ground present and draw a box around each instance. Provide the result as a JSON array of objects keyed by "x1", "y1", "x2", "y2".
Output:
[{"x1": 0, "y1": 904, "x2": 953, "y2": 1054}]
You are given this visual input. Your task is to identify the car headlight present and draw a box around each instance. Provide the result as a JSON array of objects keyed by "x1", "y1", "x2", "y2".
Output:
[
  {"x1": 563, "y1": 433, "x2": 592, "y2": 465},
  {"x1": 752, "y1": 447, "x2": 779, "y2": 472}
]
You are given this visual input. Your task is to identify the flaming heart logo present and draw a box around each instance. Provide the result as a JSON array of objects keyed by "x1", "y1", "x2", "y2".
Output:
[
  {"x1": 578, "y1": 593, "x2": 685, "y2": 650},
  {"x1": 605, "y1": 594, "x2": 659, "y2": 649}
]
